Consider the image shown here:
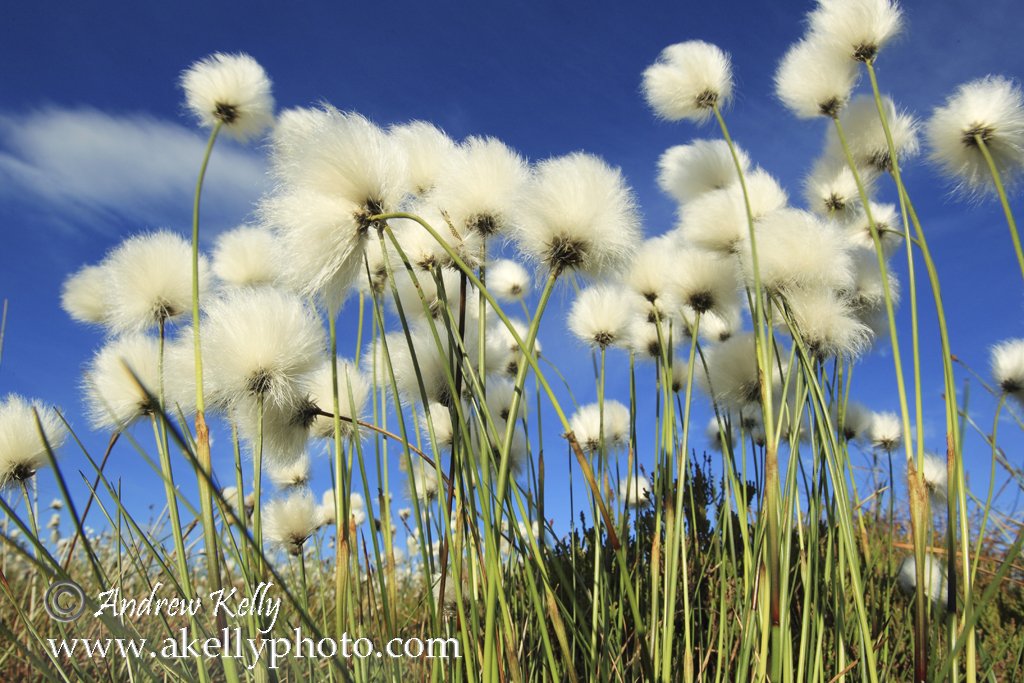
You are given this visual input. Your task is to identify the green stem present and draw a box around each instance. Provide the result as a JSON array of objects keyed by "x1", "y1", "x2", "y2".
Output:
[{"x1": 974, "y1": 134, "x2": 1024, "y2": 284}]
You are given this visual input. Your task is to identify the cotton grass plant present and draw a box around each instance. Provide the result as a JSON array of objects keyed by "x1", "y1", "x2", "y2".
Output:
[{"x1": 4, "y1": 3, "x2": 1024, "y2": 681}]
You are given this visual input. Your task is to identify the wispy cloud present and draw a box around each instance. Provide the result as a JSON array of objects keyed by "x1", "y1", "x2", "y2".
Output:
[{"x1": 0, "y1": 107, "x2": 268, "y2": 235}]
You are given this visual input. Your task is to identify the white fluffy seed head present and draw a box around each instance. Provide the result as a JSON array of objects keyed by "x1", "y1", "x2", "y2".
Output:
[
  {"x1": 706, "y1": 417, "x2": 735, "y2": 453},
  {"x1": 569, "y1": 401, "x2": 631, "y2": 454},
  {"x1": 265, "y1": 109, "x2": 408, "y2": 310},
  {"x1": 61, "y1": 264, "x2": 111, "y2": 326},
  {"x1": 421, "y1": 402, "x2": 455, "y2": 449},
  {"x1": 990, "y1": 339, "x2": 1024, "y2": 399},
  {"x1": 667, "y1": 247, "x2": 739, "y2": 316},
  {"x1": 267, "y1": 453, "x2": 311, "y2": 489},
  {"x1": 487, "y1": 259, "x2": 531, "y2": 301},
  {"x1": 481, "y1": 377, "x2": 523, "y2": 424},
  {"x1": 696, "y1": 307, "x2": 742, "y2": 343},
  {"x1": 657, "y1": 139, "x2": 749, "y2": 204},
  {"x1": 390, "y1": 121, "x2": 457, "y2": 196},
  {"x1": 642, "y1": 41, "x2": 733, "y2": 123},
  {"x1": 619, "y1": 475, "x2": 652, "y2": 507},
  {"x1": 809, "y1": 0, "x2": 903, "y2": 64},
  {"x1": 404, "y1": 457, "x2": 443, "y2": 502},
  {"x1": 105, "y1": 231, "x2": 209, "y2": 333},
  {"x1": 263, "y1": 489, "x2": 321, "y2": 555},
  {"x1": 262, "y1": 190, "x2": 367, "y2": 312},
  {"x1": 739, "y1": 208, "x2": 854, "y2": 294},
  {"x1": 212, "y1": 225, "x2": 282, "y2": 288},
  {"x1": 926, "y1": 76, "x2": 1024, "y2": 194},
  {"x1": 843, "y1": 248, "x2": 901, "y2": 313},
  {"x1": 832, "y1": 400, "x2": 873, "y2": 443},
  {"x1": 678, "y1": 168, "x2": 788, "y2": 253},
  {"x1": 233, "y1": 397, "x2": 314, "y2": 466},
  {"x1": 514, "y1": 153, "x2": 640, "y2": 278},
  {"x1": 775, "y1": 37, "x2": 860, "y2": 119},
  {"x1": 697, "y1": 332, "x2": 761, "y2": 408},
  {"x1": 827, "y1": 95, "x2": 919, "y2": 173},
  {"x1": 918, "y1": 453, "x2": 948, "y2": 507},
  {"x1": 897, "y1": 555, "x2": 950, "y2": 609},
  {"x1": 84, "y1": 334, "x2": 162, "y2": 430},
  {"x1": 869, "y1": 411, "x2": 902, "y2": 452},
  {"x1": 270, "y1": 107, "x2": 332, "y2": 176},
  {"x1": 625, "y1": 315, "x2": 683, "y2": 360},
  {"x1": 367, "y1": 323, "x2": 502, "y2": 407},
  {"x1": 804, "y1": 154, "x2": 877, "y2": 219},
  {"x1": 270, "y1": 108, "x2": 407, "y2": 210},
  {"x1": 202, "y1": 288, "x2": 325, "y2": 410},
  {"x1": 0, "y1": 394, "x2": 67, "y2": 487},
  {"x1": 842, "y1": 201, "x2": 901, "y2": 254},
  {"x1": 626, "y1": 236, "x2": 679, "y2": 306},
  {"x1": 180, "y1": 52, "x2": 274, "y2": 141},
  {"x1": 430, "y1": 136, "x2": 529, "y2": 237},
  {"x1": 780, "y1": 288, "x2": 872, "y2": 359},
  {"x1": 568, "y1": 285, "x2": 641, "y2": 349},
  {"x1": 307, "y1": 358, "x2": 369, "y2": 440},
  {"x1": 346, "y1": 491, "x2": 367, "y2": 526}
]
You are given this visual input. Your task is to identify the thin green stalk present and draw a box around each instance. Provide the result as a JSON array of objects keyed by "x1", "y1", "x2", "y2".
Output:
[
  {"x1": 189, "y1": 121, "x2": 226, "y2": 634},
  {"x1": 974, "y1": 134, "x2": 1024, "y2": 283}
]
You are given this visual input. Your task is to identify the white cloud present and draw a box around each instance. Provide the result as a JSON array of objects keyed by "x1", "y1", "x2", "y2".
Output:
[{"x1": 0, "y1": 107, "x2": 268, "y2": 234}]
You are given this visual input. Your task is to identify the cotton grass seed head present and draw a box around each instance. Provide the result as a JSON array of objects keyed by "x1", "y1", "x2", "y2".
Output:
[
  {"x1": 181, "y1": 52, "x2": 274, "y2": 141},
  {"x1": 430, "y1": 136, "x2": 529, "y2": 238},
  {"x1": 775, "y1": 37, "x2": 860, "y2": 119},
  {"x1": 390, "y1": 120, "x2": 457, "y2": 196},
  {"x1": 84, "y1": 334, "x2": 162, "y2": 430},
  {"x1": 487, "y1": 259, "x2": 531, "y2": 302},
  {"x1": 642, "y1": 41, "x2": 733, "y2": 123},
  {"x1": 202, "y1": 288, "x2": 325, "y2": 410},
  {"x1": 898, "y1": 555, "x2": 950, "y2": 609},
  {"x1": 678, "y1": 168, "x2": 788, "y2": 253},
  {"x1": 569, "y1": 401, "x2": 630, "y2": 454},
  {"x1": 421, "y1": 402, "x2": 455, "y2": 450},
  {"x1": 990, "y1": 339, "x2": 1024, "y2": 400},
  {"x1": 667, "y1": 247, "x2": 739, "y2": 315},
  {"x1": 697, "y1": 332, "x2": 762, "y2": 408},
  {"x1": 307, "y1": 358, "x2": 369, "y2": 440},
  {"x1": 619, "y1": 475, "x2": 652, "y2": 508},
  {"x1": 626, "y1": 236, "x2": 679, "y2": 306},
  {"x1": 919, "y1": 452, "x2": 948, "y2": 507},
  {"x1": 809, "y1": 0, "x2": 903, "y2": 64},
  {"x1": 267, "y1": 453, "x2": 311, "y2": 489},
  {"x1": 212, "y1": 225, "x2": 282, "y2": 288},
  {"x1": 781, "y1": 288, "x2": 872, "y2": 359},
  {"x1": 739, "y1": 208, "x2": 854, "y2": 294},
  {"x1": 404, "y1": 457, "x2": 443, "y2": 502},
  {"x1": 263, "y1": 489, "x2": 321, "y2": 555},
  {"x1": 804, "y1": 155, "x2": 876, "y2": 219},
  {"x1": 514, "y1": 153, "x2": 640, "y2": 278},
  {"x1": 105, "y1": 231, "x2": 209, "y2": 333},
  {"x1": 869, "y1": 410, "x2": 902, "y2": 452},
  {"x1": 828, "y1": 95, "x2": 919, "y2": 173},
  {"x1": 926, "y1": 76, "x2": 1024, "y2": 194},
  {"x1": 842, "y1": 201, "x2": 901, "y2": 254},
  {"x1": 657, "y1": 139, "x2": 749, "y2": 204},
  {"x1": 264, "y1": 108, "x2": 408, "y2": 310},
  {"x1": 233, "y1": 397, "x2": 316, "y2": 466},
  {"x1": 61, "y1": 264, "x2": 111, "y2": 326},
  {"x1": 0, "y1": 395, "x2": 67, "y2": 488},
  {"x1": 834, "y1": 400, "x2": 873, "y2": 442},
  {"x1": 568, "y1": 285, "x2": 640, "y2": 349}
]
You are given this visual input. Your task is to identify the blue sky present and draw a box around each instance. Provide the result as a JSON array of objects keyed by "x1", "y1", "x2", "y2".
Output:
[{"x1": 2, "y1": 0, "x2": 1023, "y2": 543}]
